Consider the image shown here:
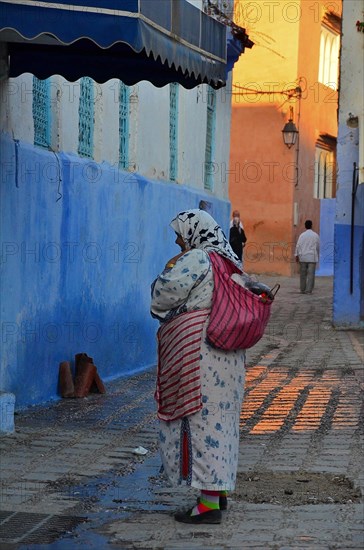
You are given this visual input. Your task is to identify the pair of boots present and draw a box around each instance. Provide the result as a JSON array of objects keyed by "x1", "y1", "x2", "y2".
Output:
[{"x1": 59, "y1": 353, "x2": 106, "y2": 398}]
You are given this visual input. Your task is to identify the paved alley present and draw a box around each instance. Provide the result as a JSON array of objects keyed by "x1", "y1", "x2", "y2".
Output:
[{"x1": 0, "y1": 275, "x2": 363, "y2": 549}]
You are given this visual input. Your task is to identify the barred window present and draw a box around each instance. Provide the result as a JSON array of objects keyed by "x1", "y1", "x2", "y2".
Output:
[
  {"x1": 32, "y1": 77, "x2": 51, "y2": 148},
  {"x1": 204, "y1": 87, "x2": 216, "y2": 191},
  {"x1": 169, "y1": 83, "x2": 179, "y2": 182},
  {"x1": 119, "y1": 82, "x2": 130, "y2": 170},
  {"x1": 78, "y1": 77, "x2": 94, "y2": 158}
]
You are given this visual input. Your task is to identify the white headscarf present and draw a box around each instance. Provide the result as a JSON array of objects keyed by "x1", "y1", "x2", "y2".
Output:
[{"x1": 170, "y1": 209, "x2": 242, "y2": 269}]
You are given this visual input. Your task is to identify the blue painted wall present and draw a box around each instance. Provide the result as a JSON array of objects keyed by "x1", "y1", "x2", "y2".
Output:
[
  {"x1": 333, "y1": 223, "x2": 364, "y2": 326},
  {"x1": 0, "y1": 133, "x2": 231, "y2": 408},
  {"x1": 317, "y1": 198, "x2": 335, "y2": 276},
  {"x1": 333, "y1": 125, "x2": 364, "y2": 328}
]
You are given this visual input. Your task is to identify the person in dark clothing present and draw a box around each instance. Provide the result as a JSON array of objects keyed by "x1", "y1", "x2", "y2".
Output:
[{"x1": 229, "y1": 210, "x2": 247, "y2": 262}]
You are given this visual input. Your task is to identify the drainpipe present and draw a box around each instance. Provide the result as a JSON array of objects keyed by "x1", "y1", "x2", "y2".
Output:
[
  {"x1": 350, "y1": 162, "x2": 359, "y2": 294},
  {"x1": 294, "y1": 87, "x2": 302, "y2": 188}
]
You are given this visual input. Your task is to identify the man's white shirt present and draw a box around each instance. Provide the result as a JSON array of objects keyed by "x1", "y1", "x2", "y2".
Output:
[{"x1": 295, "y1": 229, "x2": 320, "y2": 263}]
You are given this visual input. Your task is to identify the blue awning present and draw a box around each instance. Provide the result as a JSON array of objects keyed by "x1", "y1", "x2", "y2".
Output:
[
  {"x1": 227, "y1": 30, "x2": 250, "y2": 73},
  {"x1": 0, "y1": 0, "x2": 228, "y2": 88}
]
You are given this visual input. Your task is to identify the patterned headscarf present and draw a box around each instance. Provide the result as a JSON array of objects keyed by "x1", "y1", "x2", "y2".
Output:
[{"x1": 170, "y1": 209, "x2": 242, "y2": 269}]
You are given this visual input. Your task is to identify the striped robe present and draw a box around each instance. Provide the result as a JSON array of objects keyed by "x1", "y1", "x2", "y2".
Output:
[{"x1": 151, "y1": 248, "x2": 246, "y2": 490}]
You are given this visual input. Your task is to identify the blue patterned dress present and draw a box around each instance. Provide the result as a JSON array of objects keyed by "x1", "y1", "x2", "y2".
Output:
[{"x1": 151, "y1": 248, "x2": 246, "y2": 491}]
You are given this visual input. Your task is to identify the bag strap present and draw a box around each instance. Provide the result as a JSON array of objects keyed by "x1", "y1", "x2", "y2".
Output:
[
  {"x1": 208, "y1": 251, "x2": 241, "y2": 277},
  {"x1": 270, "y1": 284, "x2": 280, "y2": 298}
]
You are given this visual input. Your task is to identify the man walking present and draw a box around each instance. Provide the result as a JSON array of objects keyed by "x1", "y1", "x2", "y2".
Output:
[{"x1": 295, "y1": 220, "x2": 320, "y2": 294}]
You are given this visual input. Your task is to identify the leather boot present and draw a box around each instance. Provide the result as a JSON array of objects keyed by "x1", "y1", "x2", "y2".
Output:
[{"x1": 58, "y1": 361, "x2": 75, "y2": 398}]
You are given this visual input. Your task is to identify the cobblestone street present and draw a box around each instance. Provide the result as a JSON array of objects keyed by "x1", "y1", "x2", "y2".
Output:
[{"x1": 0, "y1": 275, "x2": 363, "y2": 549}]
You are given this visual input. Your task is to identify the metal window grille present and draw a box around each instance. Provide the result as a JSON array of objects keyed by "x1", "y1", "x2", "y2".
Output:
[
  {"x1": 32, "y1": 77, "x2": 51, "y2": 148},
  {"x1": 119, "y1": 82, "x2": 130, "y2": 170},
  {"x1": 169, "y1": 83, "x2": 179, "y2": 181},
  {"x1": 78, "y1": 77, "x2": 94, "y2": 158},
  {"x1": 204, "y1": 88, "x2": 216, "y2": 191}
]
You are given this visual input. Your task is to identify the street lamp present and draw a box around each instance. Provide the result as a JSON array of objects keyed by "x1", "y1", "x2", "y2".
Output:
[{"x1": 282, "y1": 106, "x2": 299, "y2": 149}]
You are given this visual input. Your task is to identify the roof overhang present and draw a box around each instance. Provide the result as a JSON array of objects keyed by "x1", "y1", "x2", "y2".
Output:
[{"x1": 0, "y1": 0, "x2": 228, "y2": 89}]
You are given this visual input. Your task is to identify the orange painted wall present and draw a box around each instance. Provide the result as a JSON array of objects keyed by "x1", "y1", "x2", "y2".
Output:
[
  {"x1": 230, "y1": 104, "x2": 295, "y2": 275},
  {"x1": 230, "y1": 0, "x2": 340, "y2": 275}
]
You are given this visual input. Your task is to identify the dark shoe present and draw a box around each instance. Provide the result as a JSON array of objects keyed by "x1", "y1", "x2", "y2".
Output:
[
  {"x1": 174, "y1": 508, "x2": 222, "y2": 524},
  {"x1": 197, "y1": 496, "x2": 227, "y2": 510}
]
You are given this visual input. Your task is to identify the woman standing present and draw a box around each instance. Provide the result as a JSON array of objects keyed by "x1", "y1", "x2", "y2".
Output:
[
  {"x1": 151, "y1": 209, "x2": 246, "y2": 524},
  {"x1": 229, "y1": 209, "x2": 247, "y2": 262}
]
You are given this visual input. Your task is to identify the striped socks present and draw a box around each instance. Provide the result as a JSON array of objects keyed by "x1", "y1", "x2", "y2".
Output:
[{"x1": 191, "y1": 490, "x2": 220, "y2": 516}]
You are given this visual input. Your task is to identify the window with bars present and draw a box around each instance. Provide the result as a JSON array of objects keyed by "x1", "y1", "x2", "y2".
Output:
[
  {"x1": 78, "y1": 77, "x2": 94, "y2": 158},
  {"x1": 119, "y1": 82, "x2": 130, "y2": 170},
  {"x1": 169, "y1": 83, "x2": 179, "y2": 181},
  {"x1": 204, "y1": 87, "x2": 216, "y2": 191},
  {"x1": 32, "y1": 77, "x2": 51, "y2": 148}
]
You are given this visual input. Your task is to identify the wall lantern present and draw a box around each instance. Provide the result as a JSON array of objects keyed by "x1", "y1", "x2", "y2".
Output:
[{"x1": 282, "y1": 106, "x2": 299, "y2": 149}]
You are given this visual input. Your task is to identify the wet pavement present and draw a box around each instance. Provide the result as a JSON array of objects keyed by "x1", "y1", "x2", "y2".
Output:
[{"x1": 0, "y1": 275, "x2": 363, "y2": 549}]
